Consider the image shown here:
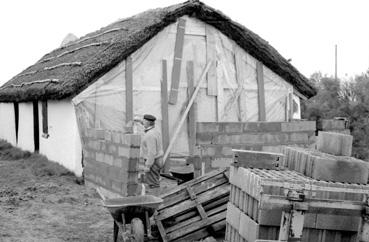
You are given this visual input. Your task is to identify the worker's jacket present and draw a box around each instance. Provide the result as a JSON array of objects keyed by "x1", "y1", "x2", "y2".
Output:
[{"x1": 140, "y1": 126, "x2": 164, "y2": 168}]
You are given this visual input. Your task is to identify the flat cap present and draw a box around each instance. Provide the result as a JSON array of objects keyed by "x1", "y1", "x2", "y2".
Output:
[{"x1": 143, "y1": 114, "x2": 156, "y2": 122}]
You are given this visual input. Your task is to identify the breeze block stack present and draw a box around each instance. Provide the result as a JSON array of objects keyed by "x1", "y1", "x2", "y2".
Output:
[
  {"x1": 82, "y1": 128, "x2": 141, "y2": 196},
  {"x1": 225, "y1": 131, "x2": 369, "y2": 242}
]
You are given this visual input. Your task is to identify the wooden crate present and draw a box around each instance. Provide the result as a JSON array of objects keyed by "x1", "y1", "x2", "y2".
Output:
[
  {"x1": 154, "y1": 169, "x2": 230, "y2": 242},
  {"x1": 226, "y1": 166, "x2": 369, "y2": 242}
]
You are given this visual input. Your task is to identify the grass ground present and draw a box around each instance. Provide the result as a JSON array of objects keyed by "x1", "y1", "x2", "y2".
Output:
[{"x1": 0, "y1": 140, "x2": 114, "y2": 241}]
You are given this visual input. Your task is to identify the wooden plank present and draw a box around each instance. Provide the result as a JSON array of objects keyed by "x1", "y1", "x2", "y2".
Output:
[
  {"x1": 234, "y1": 47, "x2": 244, "y2": 121},
  {"x1": 196, "y1": 204, "x2": 208, "y2": 220},
  {"x1": 256, "y1": 61, "x2": 266, "y2": 121},
  {"x1": 205, "y1": 25, "x2": 217, "y2": 96},
  {"x1": 125, "y1": 56, "x2": 133, "y2": 127},
  {"x1": 169, "y1": 18, "x2": 186, "y2": 104},
  {"x1": 166, "y1": 202, "x2": 227, "y2": 234},
  {"x1": 167, "y1": 211, "x2": 226, "y2": 241},
  {"x1": 156, "y1": 219, "x2": 168, "y2": 242},
  {"x1": 186, "y1": 61, "x2": 196, "y2": 156},
  {"x1": 161, "y1": 60, "x2": 170, "y2": 173},
  {"x1": 156, "y1": 184, "x2": 229, "y2": 220}
]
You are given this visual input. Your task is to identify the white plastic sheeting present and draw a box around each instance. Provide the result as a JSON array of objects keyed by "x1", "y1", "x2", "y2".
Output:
[
  {"x1": 73, "y1": 16, "x2": 297, "y2": 156},
  {"x1": 0, "y1": 103, "x2": 16, "y2": 146}
]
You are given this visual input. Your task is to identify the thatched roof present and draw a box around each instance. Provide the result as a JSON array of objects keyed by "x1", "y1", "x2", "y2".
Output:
[{"x1": 0, "y1": 0, "x2": 316, "y2": 102}]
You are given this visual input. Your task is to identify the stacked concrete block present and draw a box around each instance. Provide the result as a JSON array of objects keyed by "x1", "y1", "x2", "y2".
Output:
[
  {"x1": 282, "y1": 146, "x2": 368, "y2": 184},
  {"x1": 83, "y1": 128, "x2": 141, "y2": 196},
  {"x1": 317, "y1": 119, "x2": 350, "y2": 135},
  {"x1": 225, "y1": 165, "x2": 369, "y2": 242},
  {"x1": 233, "y1": 149, "x2": 284, "y2": 169},
  {"x1": 192, "y1": 121, "x2": 315, "y2": 176},
  {"x1": 317, "y1": 131, "x2": 353, "y2": 156}
]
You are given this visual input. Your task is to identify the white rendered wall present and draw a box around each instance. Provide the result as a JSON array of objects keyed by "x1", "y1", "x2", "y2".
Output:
[
  {"x1": 0, "y1": 103, "x2": 16, "y2": 146},
  {"x1": 17, "y1": 102, "x2": 34, "y2": 151},
  {"x1": 39, "y1": 100, "x2": 83, "y2": 176}
]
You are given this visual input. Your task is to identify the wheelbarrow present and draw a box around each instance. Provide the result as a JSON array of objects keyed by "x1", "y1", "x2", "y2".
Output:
[{"x1": 98, "y1": 188, "x2": 163, "y2": 242}]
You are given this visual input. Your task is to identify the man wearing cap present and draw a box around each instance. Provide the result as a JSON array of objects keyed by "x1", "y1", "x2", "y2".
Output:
[{"x1": 139, "y1": 114, "x2": 164, "y2": 190}]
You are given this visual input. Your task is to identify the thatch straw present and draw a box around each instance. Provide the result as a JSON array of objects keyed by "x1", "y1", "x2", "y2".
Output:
[{"x1": 0, "y1": 0, "x2": 316, "y2": 102}]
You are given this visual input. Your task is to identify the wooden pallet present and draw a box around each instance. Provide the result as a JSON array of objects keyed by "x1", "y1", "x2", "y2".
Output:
[{"x1": 154, "y1": 168, "x2": 230, "y2": 242}]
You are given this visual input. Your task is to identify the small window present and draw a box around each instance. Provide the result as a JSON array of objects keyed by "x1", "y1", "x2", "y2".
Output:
[{"x1": 42, "y1": 101, "x2": 49, "y2": 138}]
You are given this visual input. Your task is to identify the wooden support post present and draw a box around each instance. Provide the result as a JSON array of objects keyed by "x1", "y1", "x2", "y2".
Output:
[
  {"x1": 205, "y1": 25, "x2": 217, "y2": 96},
  {"x1": 186, "y1": 61, "x2": 196, "y2": 156},
  {"x1": 256, "y1": 61, "x2": 266, "y2": 121},
  {"x1": 33, "y1": 100, "x2": 39, "y2": 152},
  {"x1": 13, "y1": 102, "x2": 19, "y2": 144},
  {"x1": 125, "y1": 56, "x2": 133, "y2": 130},
  {"x1": 161, "y1": 60, "x2": 170, "y2": 173},
  {"x1": 235, "y1": 49, "x2": 244, "y2": 121},
  {"x1": 169, "y1": 18, "x2": 186, "y2": 104}
]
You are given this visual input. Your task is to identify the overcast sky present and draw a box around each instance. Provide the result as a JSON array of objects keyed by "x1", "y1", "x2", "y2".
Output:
[{"x1": 0, "y1": 0, "x2": 368, "y2": 85}]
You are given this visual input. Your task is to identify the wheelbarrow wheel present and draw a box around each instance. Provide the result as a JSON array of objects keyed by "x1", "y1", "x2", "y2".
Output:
[{"x1": 131, "y1": 218, "x2": 144, "y2": 242}]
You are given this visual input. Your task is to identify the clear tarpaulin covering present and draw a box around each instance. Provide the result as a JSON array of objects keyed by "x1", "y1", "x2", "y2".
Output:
[{"x1": 73, "y1": 16, "x2": 298, "y2": 156}]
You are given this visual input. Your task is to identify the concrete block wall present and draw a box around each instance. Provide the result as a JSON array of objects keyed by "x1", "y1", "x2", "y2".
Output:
[
  {"x1": 191, "y1": 121, "x2": 315, "y2": 176},
  {"x1": 82, "y1": 128, "x2": 140, "y2": 196}
]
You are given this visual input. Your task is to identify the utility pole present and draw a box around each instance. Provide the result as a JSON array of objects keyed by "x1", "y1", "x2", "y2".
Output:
[{"x1": 335, "y1": 44, "x2": 338, "y2": 81}]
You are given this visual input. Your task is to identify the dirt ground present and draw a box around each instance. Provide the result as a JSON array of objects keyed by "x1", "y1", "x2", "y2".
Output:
[{"x1": 0, "y1": 148, "x2": 177, "y2": 242}]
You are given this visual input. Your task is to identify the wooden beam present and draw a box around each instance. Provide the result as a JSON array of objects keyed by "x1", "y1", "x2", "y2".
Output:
[
  {"x1": 42, "y1": 100, "x2": 48, "y2": 135},
  {"x1": 256, "y1": 61, "x2": 266, "y2": 121},
  {"x1": 205, "y1": 25, "x2": 217, "y2": 96},
  {"x1": 186, "y1": 61, "x2": 196, "y2": 156},
  {"x1": 125, "y1": 56, "x2": 133, "y2": 129},
  {"x1": 169, "y1": 18, "x2": 186, "y2": 104},
  {"x1": 234, "y1": 49, "x2": 244, "y2": 121},
  {"x1": 161, "y1": 60, "x2": 170, "y2": 173},
  {"x1": 163, "y1": 61, "x2": 212, "y2": 165}
]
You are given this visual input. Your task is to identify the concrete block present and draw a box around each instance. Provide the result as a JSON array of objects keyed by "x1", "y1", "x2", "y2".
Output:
[
  {"x1": 118, "y1": 146, "x2": 130, "y2": 157},
  {"x1": 233, "y1": 149, "x2": 284, "y2": 169},
  {"x1": 96, "y1": 152, "x2": 104, "y2": 162},
  {"x1": 211, "y1": 157, "x2": 233, "y2": 168},
  {"x1": 262, "y1": 133, "x2": 289, "y2": 144},
  {"x1": 289, "y1": 132, "x2": 309, "y2": 143},
  {"x1": 243, "y1": 122, "x2": 282, "y2": 133},
  {"x1": 311, "y1": 155, "x2": 368, "y2": 184},
  {"x1": 112, "y1": 132, "x2": 121, "y2": 144},
  {"x1": 283, "y1": 147, "x2": 369, "y2": 184},
  {"x1": 103, "y1": 154, "x2": 114, "y2": 166},
  {"x1": 239, "y1": 213, "x2": 259, "y2": 242},
  {"x1": 317, "y1": 131, "x2": 353, "y2": 156},
  {"x1": 111, "y1": 180, "x2": 123, "y2": 193},
  {"x1": 196, "y1": 122, "x2": 220, "y2": 133},
  {"x1": 127, "y1": 183, "x2": 139, "y2": 196},
  {"x1": 108, "y1": 144, "x2": 117, "y2": 154},
  {"x1": 121, "y1": 134, "x2": 141, "y2": 147},
  {"x1": 281, "y1": 121, "x2": 316, "y2": 132},
  {"x1": 104, "y1": 131, "x2": 112, "y2": 141},
  {"x1": 96, "y1": 129, "x2": 105, "y2": 139},
  {"x1": 99, "y1": 141, "x2": 107, "y2": 152},
  {"x1": 196, "y1": 133, "x2": 213, "y2": 144},
  {"x1": 317, "y1": 119, "x2": 346, "y2": 130},
  {"x1": 261, "y1": 146, "x2": 282, "y2": 153},
  {"x1": 113, "y1": 157, "x2": 123, "y2": 168},
  {"x1": 220, "y1": 122, "x2": 243, "y2": 133},
  {"x1": 226, "y1": 202, "x2": 241, "y2": 230}
]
